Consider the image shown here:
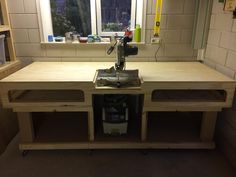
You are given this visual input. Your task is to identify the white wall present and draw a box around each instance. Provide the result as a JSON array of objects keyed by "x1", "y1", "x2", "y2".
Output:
[
  {"x1": 204, "y1": 0, "x2": 236, "y2": 168},
  {"x1": 7, "y1": 0, "x2": 197, "y2": 64}
]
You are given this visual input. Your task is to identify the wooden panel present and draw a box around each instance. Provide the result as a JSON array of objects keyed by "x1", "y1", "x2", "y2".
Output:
[
  {"x1": 19, "y1": 142, "x2": 215, "y2": 150},
  {"x1": 17, "y1": 112, "x2": 34, "y2": 143},
  {"x1": 200, "y1": 112, "x2": 218, "y2": 142},
  {"x1": 9, "y1": 90, "x2": 85, "y2": 102},
  {"x1": 0, "y1": 25, "x2": 10, "y2": 32},
  {"x1": 141, "y1": 111, "x2": 148, "y2": 141},
  {"x1": 1, "y1": 62, "x2": 235, "y2": 83},
  {"x1": 0, "y1": 106, "x2": 18, "y2": 154},
  {"x1": 0, "y1": 0, "x2": 16, "y2": 61},
  {"x1": 0, "y1": 61, "x2": 21, "y2": 80},
  {"x1": 152, "y1": 90, "x2": 226, "y2": 102},
  {"x1": 32, "y1": 112, "x2": 89, "y2": 142}
]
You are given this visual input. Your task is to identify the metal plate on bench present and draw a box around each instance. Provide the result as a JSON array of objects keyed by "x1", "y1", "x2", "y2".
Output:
[{"x1": 95, "y1": 68, "x2": 142, "y2": 88}]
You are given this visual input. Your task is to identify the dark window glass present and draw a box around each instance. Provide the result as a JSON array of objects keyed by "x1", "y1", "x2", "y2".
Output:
[
  {"x1": 50, "y1": 0, "x2": 91, "y2": 37},
  {"x1": 101, "y1": 0, "x2": 131, "y2": 32}
]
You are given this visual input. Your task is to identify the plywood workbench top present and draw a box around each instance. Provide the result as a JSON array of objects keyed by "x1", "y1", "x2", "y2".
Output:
[{"x1": 0, "y1": 62, "x2": 235, "y2": 83}]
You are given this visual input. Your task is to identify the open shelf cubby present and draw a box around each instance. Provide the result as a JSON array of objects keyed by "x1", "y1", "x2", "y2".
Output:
[
  {"x1": 9, "y1": 90, "x2": 85, "y2": 103},
  {"x1": 32, "y1": 112, "x2": 88, "y2": 142},
  {"x1": 93, "y1": 94, "x2": 143, "y2": 142},
  {"x1": 152, "y1": 90, "x2": 226, "y2": 102},
  {"x1": 147, "y1": 112, "x2": 202, "y2": 142}
]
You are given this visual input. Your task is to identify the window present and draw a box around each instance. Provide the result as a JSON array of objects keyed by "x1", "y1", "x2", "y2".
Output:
[
  {"x1": 50, "y1": 0, "x2": 92, "y2": 37},
  {"x1": 96, "y1": 0, "x2": 136, "y2": 36},
  {"x1": 36, "y1": 0, "x2": 146, "y2": 42}
]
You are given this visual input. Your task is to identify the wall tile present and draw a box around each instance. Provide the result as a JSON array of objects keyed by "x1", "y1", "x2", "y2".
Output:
[
  {"x1": 146, "y1": 0, "x2": 152, "y2": 14},
  {"x1": 23, "y1": 0, "x2": 37, "y2": 13},
  {"x1": 162, "y1": 0, "x2": 184, "y2": 14},
  {"x1": 181, "y1": 30, "x2": 193, "y2": 43},
  {"x1": 18, "y1": 57, "x2": 33, "y2": 67},
  {"x1": 12, "y1": 29, "x2": 29, "y2": 43},
  {"x1": 164, "y1": 44, "x2": 194, "y2": 56},
  {"x1": 10, "y1": 14, "x2": 38, "y2": 28},
  {"x1": 226, "y1": 51, "x2": 236, "y2": 71},
  {"x1": 160, "y1": 30, "x2": 181, "y2": 43},
  {"x1": 167, "y1": 15, "x2": 194, "y2": 29},
  {"x1": 220, "y1": 32, "x2": 236, "y2": 51},
  {"x1": 15, "y1": 44, "x2": 46, "y2": 57},
  {"x1": 216, "y1": 64, "x2": 235, "y2": 78},
  {"x1": 7, "y1": 0, "x2": 24, "y2": 13},
  {"x1": 146, "y1": 15, "x2": 155, "y2": 30},
  {"x1": 91, "y1": 58, "x2": 115, "y2": 62},
  {"x1": 45, "y1": 46, "x2": 62, "y2": 57},
  {"x1": 46, "y1": 45, "x2": 77, "y2": 57},
  {"x1": 77, "y1": 45, "x2": 106, "y2": 57},
  {"x1": 207, "y1": 30, "x2": 221, "y2": 46},
  {"x1": 212, "y1": 0, "x2": 224, "y2": 14},
  {"x1": 61, "y1": 58, "x2": 92, "y2": 62},
  {"x1": 32, "y1": 57, "x2": 61, "y2": 62},
  {"x1": 205, "y1": 45, "x2": 227, "y2": 65},
  {"x1": 28, "y1": 29, "x2": 40, "y2": 43},
  {"x1": 145, "y1": 30, "x2": 152, "y2": 44},
  {"x1": 151, "y1": 0, "x2": 159, "y2": 14},
  {"x1": 160, "y1": 15, "x2": 167, "y2": 29},
  {"x1": 133, "y1": 44, "x2": 164, "y2": 57},
  {"x1": 152, "y1": 0, "x2": 187, "y2": 15},
  {"x1": 204, "y1": 59, "x2": 216, "y2": 69},
  {"x1": 212, "y1": 14, "x2": 233, "y2": 31},
  {"x1": 232, "y1": 21, "x2": 236, "y2": 32},
  {"x1": 184, "y1": 0, "x2": 196, "y2": 14},
  {"x1": 210, "y1": 15, "x2": 215, "y2": 29}
]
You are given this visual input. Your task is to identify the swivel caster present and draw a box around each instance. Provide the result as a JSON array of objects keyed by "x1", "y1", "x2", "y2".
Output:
[
  {"x1": 141, "y1": 149, "x2": 149, "y2": 155},
  {"x1": 88, "y1": 149, "x2": 94, "y2": 156},
  {"x1": 21, "y1": 150, "x2": 29, "y2": 157}
]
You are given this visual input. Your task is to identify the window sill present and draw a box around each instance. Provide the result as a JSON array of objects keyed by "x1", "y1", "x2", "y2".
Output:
[{"x1": 40, "y1": 41, "x2": 146, "y2": 46}]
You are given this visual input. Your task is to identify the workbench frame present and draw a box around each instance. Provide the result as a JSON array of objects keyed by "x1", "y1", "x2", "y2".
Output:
[{"x1": 0, "y1": 62, "x2": 235, "y2": 151}]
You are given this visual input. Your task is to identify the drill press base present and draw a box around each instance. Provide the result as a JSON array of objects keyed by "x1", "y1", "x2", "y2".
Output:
[{"x1": 95, "y1": 67, "x2": 141, "y2": 88}]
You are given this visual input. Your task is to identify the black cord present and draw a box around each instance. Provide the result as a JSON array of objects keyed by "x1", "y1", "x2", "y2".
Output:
[
  {"x1": 155, "y1": 44, "x2": 161, "y2": 62},
  {"x1": 107, "y1": 41, "x2": 117, "y2": 55}
]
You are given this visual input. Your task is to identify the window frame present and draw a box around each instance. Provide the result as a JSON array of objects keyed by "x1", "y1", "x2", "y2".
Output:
[
  {"x1": 96, "y1": 0, "x2": 137, "y2": 36},
  {"x1": 36, "y1": 0, "x2": 146, "y2": 42}
]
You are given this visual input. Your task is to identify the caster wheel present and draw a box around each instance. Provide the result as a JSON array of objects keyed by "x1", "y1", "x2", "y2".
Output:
[
  {"x1": 21, "y1": 150, "x2": 29, "y2": 157},
  {"x1": 141, "y1": 150, "x2": 148, "y2": 155},
  {"x1": 88, "y1": 149, "x2": 94, "y2": 156}
]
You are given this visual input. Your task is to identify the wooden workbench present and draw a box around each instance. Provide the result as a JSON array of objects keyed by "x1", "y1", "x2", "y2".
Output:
[{"x1": 0, "y1": 62, "x2": 235, "y2": 151}]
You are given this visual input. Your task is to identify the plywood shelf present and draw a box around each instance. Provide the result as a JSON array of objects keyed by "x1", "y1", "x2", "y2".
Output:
[
  {"x1": 152, "y1": 90, "x2": 226, "y2": 102},
  {"x1": 32, "y1": 112, "x2": 89, "y2": 143},
  {"x1": 0, "y1": 0, "x2": 17, "y2": 61},
  {"x1": 0, "y1": 60, "x2": 21, "y2": 79},
  {"x1": 9, "y1": 89, "x2": 85, "y2": 103},
  {"x1": 0, "y1": 25, "x2": 10, "y2": 32},
  {"x1": 146, "y1": 112, "x2": 202, "y2": 142}
]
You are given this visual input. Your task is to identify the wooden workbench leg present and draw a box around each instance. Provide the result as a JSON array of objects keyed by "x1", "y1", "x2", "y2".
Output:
[
  {"x1": 141, "y1": 111, "x2": 148, "y2": 142},
  {"x1": 88, "y1": 108, "x2": 94, "y2": 141},
  {"x1": 200, "y1": 112, "x2": 218, "y2": 142},
  {"x1": 17, "y1": 112, "x2": 35, "y2": 143}
]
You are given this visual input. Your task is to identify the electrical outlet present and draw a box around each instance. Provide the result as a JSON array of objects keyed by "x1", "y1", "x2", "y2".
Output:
[{"x1": 151, "y1": 37, "x2": 161, "y2": 44}]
